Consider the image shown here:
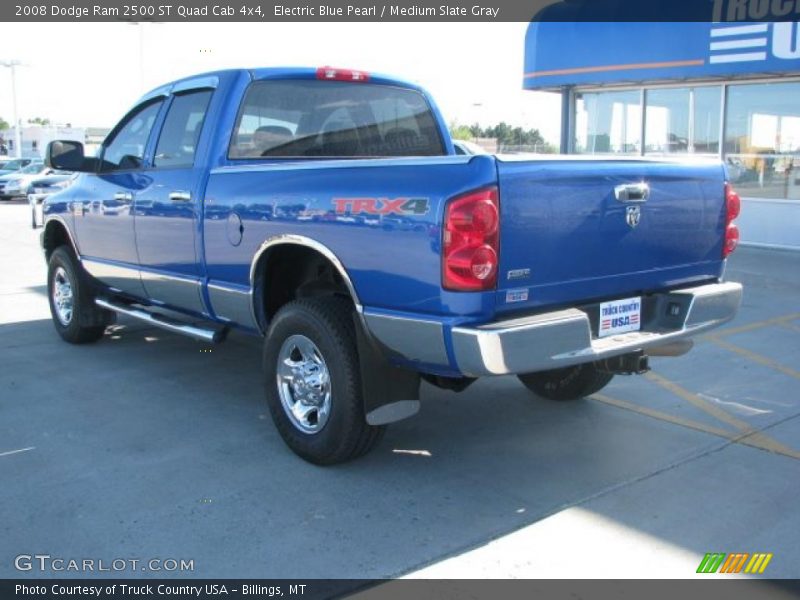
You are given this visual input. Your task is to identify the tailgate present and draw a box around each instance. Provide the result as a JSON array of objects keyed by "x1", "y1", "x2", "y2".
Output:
[{"x1": 495, "y1": 157, "x2": 727, "y2": 314}]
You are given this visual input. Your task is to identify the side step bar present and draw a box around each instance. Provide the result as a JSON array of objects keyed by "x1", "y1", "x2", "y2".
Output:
[{"x1": 95, "y1": 298, "x2": 227, "y2": 344}]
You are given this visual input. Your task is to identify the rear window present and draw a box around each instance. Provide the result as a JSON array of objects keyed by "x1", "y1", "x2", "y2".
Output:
[{"x1": 230, "y1": 80, "x2": 445, "y2": 159}]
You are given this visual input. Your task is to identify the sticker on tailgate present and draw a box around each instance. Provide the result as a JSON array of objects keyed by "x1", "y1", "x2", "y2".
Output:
[{"x1": 599, "y1": 297, "x2": 641, "y2": 338}]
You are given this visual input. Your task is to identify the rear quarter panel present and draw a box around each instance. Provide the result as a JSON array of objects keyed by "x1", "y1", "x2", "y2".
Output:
[{"x1": 202, "y1": 155, "x2": 498, "y2": 318}]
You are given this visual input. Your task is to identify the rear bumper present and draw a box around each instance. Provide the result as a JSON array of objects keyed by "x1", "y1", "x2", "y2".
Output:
[{"x1": 450, "y1": 281, "x2": 742, "y2": 377}]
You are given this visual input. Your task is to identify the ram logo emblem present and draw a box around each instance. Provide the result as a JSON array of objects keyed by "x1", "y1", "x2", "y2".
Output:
[{"x1": 626, "y1": 205, "x2": 641, "y2": 228}]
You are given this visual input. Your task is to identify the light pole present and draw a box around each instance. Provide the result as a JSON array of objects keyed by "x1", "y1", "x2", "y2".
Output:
[
  {"x1": 471, "y1": 103, "x2": 483, "y2": 142},
  {"x1": 128, "y1": 22, "x2": 163, "y2": 92},
  {"x1": 1, "y1": 60, "x2": 23, "y2": 158}
]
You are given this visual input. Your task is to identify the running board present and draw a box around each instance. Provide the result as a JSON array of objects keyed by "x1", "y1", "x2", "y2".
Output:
[{"x1": 95, "y1": 298, "x2": 227, "y2": 344}]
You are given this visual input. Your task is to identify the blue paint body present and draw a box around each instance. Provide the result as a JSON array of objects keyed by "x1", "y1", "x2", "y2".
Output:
[{"x1": 43, "y1": 68, "x2": 729, "y2": 377}]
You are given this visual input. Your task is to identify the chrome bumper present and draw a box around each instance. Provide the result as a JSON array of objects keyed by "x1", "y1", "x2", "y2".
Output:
[{"x1": 451, "y1": 282, "x2": 743, "y2": 377}]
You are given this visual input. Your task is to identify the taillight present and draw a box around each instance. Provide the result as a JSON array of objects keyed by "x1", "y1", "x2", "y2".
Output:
[
  {"x1": 443, "y1": 187, "x2": 499, "y2": 291},
  {"x1": 723, "y1": 183, "x2": 741, "y2": 258},
  {"x1": 315, "y1": 66, "x2": 369, "y2": 82}
]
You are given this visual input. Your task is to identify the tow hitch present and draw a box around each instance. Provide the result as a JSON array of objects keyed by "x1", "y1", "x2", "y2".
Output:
[{"x1": 599, "y1": 351, "x2": 650, "y2": 375}]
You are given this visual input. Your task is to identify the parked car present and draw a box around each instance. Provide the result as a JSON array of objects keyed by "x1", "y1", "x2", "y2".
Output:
[
  {"x1": 41, "y1": 66, "x2": 743, "y2": 465},
  {"x1": 28, "y1": 172, "x2": 75, "y2": 228},
  {"x1": 0, "y1": 157, "x2": 34, "y2": 176},
  {"x1": 0, "y1": 161, "x2": 49, "y2": 200},
  {"x1": 453, "y1": 139, "x2": 489, "y2": 155}
]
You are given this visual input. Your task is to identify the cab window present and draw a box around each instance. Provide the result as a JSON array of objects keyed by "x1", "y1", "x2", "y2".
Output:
[
  {"x1": 101, "y1": 100, "x2": 163, "y2": 172},
  {"x1": 229, "y1": 80, "x2": 445, "y2": 158},
  {"x1": 154, "y1": 90, "x2": 213, "y2": 168}
]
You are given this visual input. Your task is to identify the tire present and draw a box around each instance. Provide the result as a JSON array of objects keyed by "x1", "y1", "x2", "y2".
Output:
[
  {"x1": 518, "y1": 363, "x2": 614, "y2": 401},
  {"x1": 263, "y1": 296, "x2": 385, "y2": 465},
  {"x1": 47, "y1": 246, "x2": 114, "y2": 344}
]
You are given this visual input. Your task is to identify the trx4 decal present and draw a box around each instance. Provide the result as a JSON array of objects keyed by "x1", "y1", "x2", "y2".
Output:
[{"x1": 333, "y1": 197, "x2": 430, "y2": 216}]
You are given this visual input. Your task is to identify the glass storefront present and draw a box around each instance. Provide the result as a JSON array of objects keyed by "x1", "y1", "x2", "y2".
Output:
[
  {"x1": 645, "y1": 88, "x2": 691, "y2": 154},
  {"x1": 574, "y1": 90, "x2": 641, "y2": 154},
  {"x1": 724, "y1": 81, "x2": 800, "y2": 200},
  {"x1": 574, "y1": 80, "x2": 800, "y2": 200}
]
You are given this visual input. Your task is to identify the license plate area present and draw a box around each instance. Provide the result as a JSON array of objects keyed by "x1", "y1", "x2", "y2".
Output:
[{"x1": 598, "y1": 296, "x2": 642, "y2": 338}]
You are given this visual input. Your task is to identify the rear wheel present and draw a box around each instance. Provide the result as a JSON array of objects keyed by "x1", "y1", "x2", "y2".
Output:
[
  {"x1": 518, "y1": 363, "x2": 613, "y2": 401},
  {"x1": 47, "y1": 246, "x2": 113, "y2": 344},
  {"x1": 263, "y1": 297, "x2": 385, "y2": 465}
]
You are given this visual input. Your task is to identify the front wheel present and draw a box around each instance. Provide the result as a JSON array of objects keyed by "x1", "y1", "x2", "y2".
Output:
[
  {"x1": 47, "y1": 246, "x2": 113, "y2": 344},
  {"x1": 518, "y1": 363, "x2": 614, "y2": 401},
  {"x1": 263, "y1": 297, "x2": 385, "y2": 465}
]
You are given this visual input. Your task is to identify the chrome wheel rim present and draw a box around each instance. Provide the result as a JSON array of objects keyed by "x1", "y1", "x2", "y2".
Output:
[
  {"x1": 52, "y1": 266, "x2": 74, "y2": 326},
  {"x1": 276, "y1": 334, "x2": 332, "y2": 434}
]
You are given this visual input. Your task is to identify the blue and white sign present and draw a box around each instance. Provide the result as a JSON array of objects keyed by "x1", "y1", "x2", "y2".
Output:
[{"x1": 524, "y1": 21, "x2": 800, "y2": 90}]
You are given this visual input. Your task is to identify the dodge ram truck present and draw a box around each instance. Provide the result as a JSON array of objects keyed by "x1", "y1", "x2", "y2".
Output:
[{"x1": 41, "y1": 66, "x2": 743, "y2": 464}]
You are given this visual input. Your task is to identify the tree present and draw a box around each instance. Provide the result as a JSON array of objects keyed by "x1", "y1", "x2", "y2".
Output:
[
  {"x1": 449, "y1": 120, "x2": 552, "y2": 151},
  {"x1": 0, "y1": 117, "x2": 9, "y2": 131},
  {"x1": 449, "y1": 121, "x2": 473, "y2": 141},
  {"x1": 27, "y1": 117, "x2": 51, "y2": 126}
]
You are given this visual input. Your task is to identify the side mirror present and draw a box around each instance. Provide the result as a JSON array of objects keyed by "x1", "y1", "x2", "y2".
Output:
[{"x1": 45, "y1": 140, "x2": 89, "y2": 172}]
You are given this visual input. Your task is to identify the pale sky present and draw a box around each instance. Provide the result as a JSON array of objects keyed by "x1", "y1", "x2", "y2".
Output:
[{"x1": 0, "y1": 22, "x2": 562, "y2": 143}]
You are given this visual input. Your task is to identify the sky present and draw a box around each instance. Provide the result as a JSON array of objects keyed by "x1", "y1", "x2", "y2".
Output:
[{"x1": 0, "y1": 22, "x2": 562, "y2": 143}]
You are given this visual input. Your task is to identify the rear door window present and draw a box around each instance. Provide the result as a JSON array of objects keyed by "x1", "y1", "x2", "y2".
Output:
[
  {"x1": 230, "y1": 80, "x2": 445, "y2": 158},
  {"x1": 154, "y1": 90, "x2": 213, "y2": 168}
]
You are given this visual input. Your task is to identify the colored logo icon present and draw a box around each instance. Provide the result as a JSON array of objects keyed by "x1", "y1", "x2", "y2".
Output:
[{"x1": 697, "y1": 552, "x2": 773, "y2": 574}]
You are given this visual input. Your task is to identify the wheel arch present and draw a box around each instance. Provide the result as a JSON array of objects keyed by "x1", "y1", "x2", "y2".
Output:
[
  {"x1": 42, "y1": 216, "x2": 79, "y2": 262},
  {"x1": 250, "y1": 235, "x2": 362, "y2": 334}
]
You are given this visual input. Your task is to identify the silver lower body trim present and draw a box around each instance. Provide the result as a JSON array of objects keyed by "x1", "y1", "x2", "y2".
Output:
[
  {"x1": 140, "y1": 269, "x2": 206, "y2": 315},
  {"x1": 451, "y1": 281, "x2": 743, "y2": 377},
  {"x1": 362, "y1": 311, "x2": 448, "y2": 366},
  {"x1": 207, "y1": 283, "x2": 259, "y2": 331},
  {"x1": 82, "y1": 258, "x2": 147, "y2": 298}
]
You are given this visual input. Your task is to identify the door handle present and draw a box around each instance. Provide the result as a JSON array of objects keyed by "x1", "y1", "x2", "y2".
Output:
[
  {"x1": 169, "y1": 191, "x2": 192, "y2": 202},
  {"x1": 113, "y1": 191, "x2": 133, "y2": 201},
  {"x1": 614, "y1": 183, "x2": 649, "y2": 203}
]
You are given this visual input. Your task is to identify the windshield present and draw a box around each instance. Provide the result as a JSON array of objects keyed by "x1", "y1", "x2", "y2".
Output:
[
  {"x1": 2, "y1": 160, "x2": 25, "y2": 170},
  {"x1": 20, "y1": 163, "x2": 44, "y2": 174},
  {"x1": 230, "y1": 80, "x2": 446, "y2": 159}
]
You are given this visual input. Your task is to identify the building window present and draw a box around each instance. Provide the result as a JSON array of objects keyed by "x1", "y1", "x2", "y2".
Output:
[
  {"x1": 645, "y1": 88, "x2": 690, "y2": 154},
  {"x1": 724, "y1": 81, "x2": 800, "y2": 200},
  {"x1": 575, "y1": 90, "x2": 641, "y2": 154},
  {"x1": 693, "y1": 87, "x2": 721, "y2": 154},
  {"x1": 645, "y1": 87, "x2": 721, "y2": 155}
]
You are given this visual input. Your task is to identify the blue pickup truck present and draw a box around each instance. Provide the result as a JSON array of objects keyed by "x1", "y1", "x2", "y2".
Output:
[{"x1": 41, "y1": 66, "x2": 743, "y2": 464}]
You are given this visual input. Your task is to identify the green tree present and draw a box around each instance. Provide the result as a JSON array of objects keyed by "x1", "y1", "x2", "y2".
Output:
[
  {"x1": 449, "y1": 121, "x2": 473, "y2": 141},
  {"x1": 0, "y1": 117, "x2": 9, "y2": 131},
  {"x1": 27, "y1": 117, "x2": 51, "y2": 126},
  {"x1": 449, "y1": 120, "x2": 554, "y2": 152}
]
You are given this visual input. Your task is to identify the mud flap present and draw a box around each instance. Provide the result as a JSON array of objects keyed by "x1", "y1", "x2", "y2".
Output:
[{"x1": 354, "y1": 315, "x2": 421, "y2": 426}]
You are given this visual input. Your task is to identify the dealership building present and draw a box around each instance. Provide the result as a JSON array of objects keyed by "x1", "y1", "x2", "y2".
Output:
[{"x1": 524, "y1": 21, "x2": 800, "y2": 250}]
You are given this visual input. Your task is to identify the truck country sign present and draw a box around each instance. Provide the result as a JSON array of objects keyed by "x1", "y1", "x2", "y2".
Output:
[{"x1": 523, "y1": 21, "x2": 800, "y2": 89}]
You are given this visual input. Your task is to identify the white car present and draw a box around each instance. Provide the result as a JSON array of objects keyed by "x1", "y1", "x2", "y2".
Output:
[
  {"x1": 0, "y1": 162, "x2": 51, "y2": 200},
  {"x1": 0, "y1": 157, "x2": 35, "y2": 176},
  {"x1": 28, "y1": 172, "x2": 76, "y2": 228}
]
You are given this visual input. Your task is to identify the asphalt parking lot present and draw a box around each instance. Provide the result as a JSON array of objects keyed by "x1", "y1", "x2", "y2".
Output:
[{"x1": 1, "y1": 199, "x2": 798, "y2": 580}]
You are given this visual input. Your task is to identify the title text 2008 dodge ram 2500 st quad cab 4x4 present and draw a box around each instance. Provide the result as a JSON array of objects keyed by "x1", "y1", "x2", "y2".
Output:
[{"x1": 41, "y1": 66, "x2": 743, "y2": 464}]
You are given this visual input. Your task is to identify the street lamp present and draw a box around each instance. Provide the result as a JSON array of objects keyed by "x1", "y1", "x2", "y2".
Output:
[
  {"x1": 127, "y1": 22, "x2": 163, "y2": 92},
  {"x1": 471, "y1": 103, "x2": 484, "y2": 142},
  {"x1": 1, "y1": 60, "x2": 23, "y2": 158}
]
